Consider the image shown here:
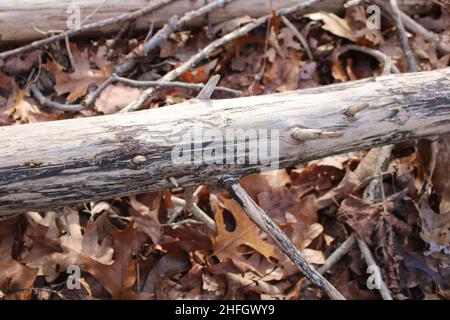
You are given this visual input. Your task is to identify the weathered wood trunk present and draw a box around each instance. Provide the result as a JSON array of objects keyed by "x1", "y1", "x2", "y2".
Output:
[
  {"x1": 0, "y1": 68, "x2": 449, "y2": 215},
  {"x1": 0, "y1": 0, "x2": 432, "y2": 43}
]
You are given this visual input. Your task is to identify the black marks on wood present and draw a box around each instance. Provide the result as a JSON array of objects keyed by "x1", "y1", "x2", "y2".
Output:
[{"x1": 383, "y1": 107, "x2": 410, "y2": 125}]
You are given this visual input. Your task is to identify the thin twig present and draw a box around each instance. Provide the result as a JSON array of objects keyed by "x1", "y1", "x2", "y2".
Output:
[
  {"x1": 81, "y1": 0, "x2": 109, "y2": 26},
  {"x1": 336, "y1": 44, "x2": 400, "y2": 75},
  {"x1": 318, "y1": 234, "x2": 356, "y2": 275},
  {"x1": 63, "y1": 33, "x2": 75, "y2": 72},
  {"x1": 222, "y1": 176, "x2": 346, "y2": 300},
  {"x1": 83, "y1": 73, "x2": 240, "y2": 108},
  {"x1": 281, "y1": 16, "x2": 313, "y2": 60},
  {"x1": 256, "y1": 13, "x2": 272, "y2": 81},
  {"x1": 418, "y1": 139, "x2": 439, "y2": 202},
  {"x1": 301, "y1": 233, "x2": 356, "y2": 291},
  {"x1": 363, "y1": 145, "x2": 394, "y2": 203},
  {"x1": 171, "y1": 195, "x2": 217, "y2": 233},
  {"x1": 356, "y1": 238, "x2": 393, "y2": 300},
  {"x1": 0, "y1": 0, "x2": 175, "y2": 61},
  {"x1": 193, "y1": 185, "x2": 204, "y2": 198},
  {"x1": 114, "y1": 0, "x2": 233, "y2": 75},
  {"x1": 121, "y1": 0, "x2": 322, "y2": 112},
  {"x1": 360, "y1": 145, "x2": 394, "y2": 300},
  {"x1": 388, "y1": 0, "x2": 418, "y2": 72},
  {"x1": 31, "y1": 84, "x2": 83, "y2": 112},
  {"x1": 108, "y1": 21, "x2": 132, "y2": 53},
  {"x1": 161, "y1": 218, "x2": 205, "y2": 227},
  {"x1": 226, "y1": 272, "x2": 283, "y2": 295},
  {"x1": 372, "y1": 0, "x2": 450, "y2": 55},
  {"x1": 144, "y1": 0, "x2": 233, "y2": 54}
]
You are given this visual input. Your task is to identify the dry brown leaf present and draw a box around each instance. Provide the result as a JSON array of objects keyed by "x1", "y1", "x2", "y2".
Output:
[
  {"x1": 4, "y1": 90, "x2": 42, "y2": 123},
  {"x1": 264, "y1": 54, "x2": 301, "y2": 92},
  {"x1": 335, "y1": 270, "x2": 378, "y2": 300},
  {"x1": 211, "y1": 194, "x2": 281, "y2": 267},
  {"x1": 1, "y1": 51, "x2": 39, "y2": 75},
  {"x1": 417, "y1": 135, "x2": 450, "y2": 214},
  {"x1": 180, "y1": 59, "x2": 218, "y2": 83},
  {"x1": 26, "y1": 208, "x2": 114, "y2": 282},
  {"x1": 291, "y1": 164, "x2": 345, "y2": 195},
  {"x1": 0, "y1": 217, "x2": 38, "y2": 299},
  {"x1": 300, "y1": 248, "x2": 325, "y2": 265},
  {"x1": 305, "y1": 12, "x2": 357, "y2": 42},
  {"x1": 417, "y1": 9, "x2": 450, "y2": 32},
  {"x1": 339, "y1": 193, "x2": 411, "y2": 245},
  {"x1": 273, "y1": 193, "x2": 325, "y2": 264},
  {"x1": 332, "y1": 56, "x2": 349, "y2": 82},
  {"x1": 129, "y1": 193, "x2": 162, "y2": 244},
  {"x1": 44, "y1": 44, "x2": 112, "y2": 102},
  {"x1": 0, "y1": 72, "x2": 17, "y2": 112},
  {"x1": 142, "y1": 252, "x2": 190, "y2": 295},
  {"x1": 316, "y1": 148, "x2": 387, "y2": 210},
  {"x1": 308, "y1": 153, "x2": 357, "y2": 170},
  {"x1": 290, "y1": 197, "x2": 323, "y2": 249},
  {"x1": 240, "y1": 169, "x2": 292, "y2": 201},
  {"x1": 95, "y1": 84, "x2": 143, "y2": 114},
  {"x1": 83, "y1": 223, "x2": 151, "y2": 299},
  {"x1": 278, "y1": 27, "x2": 301, "y2": 52},
  {"x1": 268, "y1": 27, "x2": 284, "y2": 59},
  {"x1": 257, "y1": 189, "x2": 323, "y2": 253},
  {"x1": 212, "y1": 15, "x2": 253, "y2": 36},
  {"x1": 346, "y1": 5, "x2": 384, "y2": 45},
  {"x1": 419, "y1": 201, "x2": 450, "y2": 254}
]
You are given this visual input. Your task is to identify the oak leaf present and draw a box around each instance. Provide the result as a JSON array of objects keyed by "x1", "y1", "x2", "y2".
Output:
[
  {"x1": 44, "y1": 44, "x2": 112, "y2": 102},
  {"x1": 82, "y1": 223, "x2": 151, "y2": 299},
  {"x1": 305, "y1": 12, "x2": 357, "y2": 42},
  {"x1": 129, "y1": 192, "x2": 162, "y2": 245},
  {"x1": 211, "y1": 194, "x2": 281, "y2": 267},
  {"x1": 4, "y1": 90, "x2": 42, "y2": 123},
  {"x1": 26, "y1": 208, "x2": 114, "y2": 282},
  {"x1": 419, "y1": 201, "x2": 450, "y2": 255}
]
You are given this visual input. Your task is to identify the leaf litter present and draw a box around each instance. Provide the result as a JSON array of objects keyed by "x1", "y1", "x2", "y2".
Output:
[{"x1": 0, "y1": 2, "x2": 450, "y2": 300}]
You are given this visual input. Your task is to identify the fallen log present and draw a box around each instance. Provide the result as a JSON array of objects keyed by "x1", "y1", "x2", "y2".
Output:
[
  {"x1": 0, "y1": 0, "x2": 433, "y2": 43},
  {"x1": 0, "y1": 67, "x2": 449, "y2": 216}
]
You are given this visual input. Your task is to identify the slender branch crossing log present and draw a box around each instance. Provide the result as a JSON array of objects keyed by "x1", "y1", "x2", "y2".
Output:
[
  {"x1": 0, "y1": 68, "x2": 449, "y2": 215},
  {"x1": 224, "y1": 177, "x2": 346, "y2": 300},
  {"x1": 0, "y1": 0, "x2": 432, "y2": 43}
]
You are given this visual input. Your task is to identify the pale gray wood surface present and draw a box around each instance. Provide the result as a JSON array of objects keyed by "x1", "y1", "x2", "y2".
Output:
[{"x1": 0, "y1": 68, "x2": 449, "y2": 215}]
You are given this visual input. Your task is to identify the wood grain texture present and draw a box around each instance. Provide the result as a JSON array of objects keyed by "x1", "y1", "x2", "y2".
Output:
[
  {"x1": 0, "y1": 0, "x2": 432, "y2": 43},
  {"x1": 0, "y1": 68, "x2": 449, "y2": 215}
]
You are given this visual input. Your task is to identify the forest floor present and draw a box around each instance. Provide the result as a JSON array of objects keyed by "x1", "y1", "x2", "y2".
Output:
[{"x1": 0, "y1": 0, "x2": 450, "y2": 300}]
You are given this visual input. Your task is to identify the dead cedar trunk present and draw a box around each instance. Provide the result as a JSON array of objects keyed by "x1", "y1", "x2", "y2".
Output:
[{"x1": 0, "y1": 68, "x2": 449, "y2": 216}]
